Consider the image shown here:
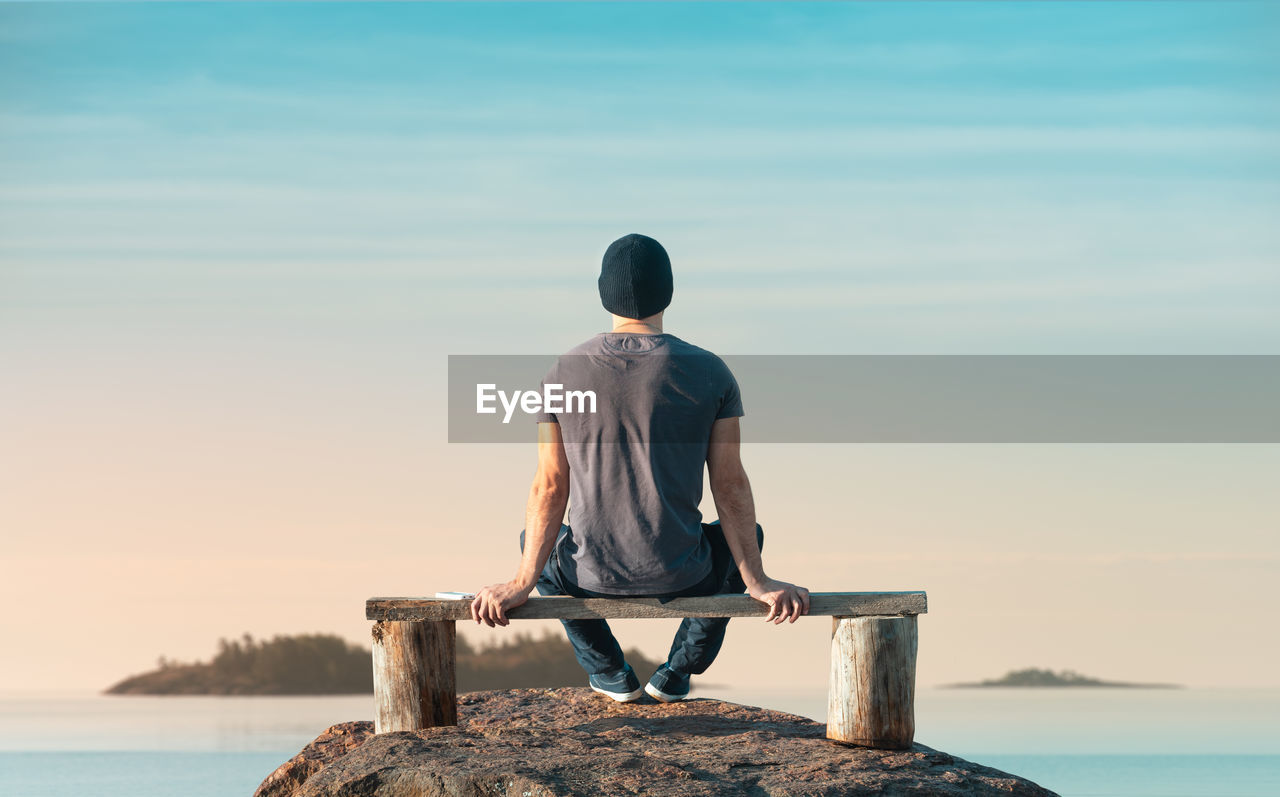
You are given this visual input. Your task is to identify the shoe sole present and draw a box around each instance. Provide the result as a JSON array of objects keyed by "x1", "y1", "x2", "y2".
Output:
[
  {"x1": 644, "y1": 682, "x2": 688, "y2": 703},
  {"x1": 590, "y1": 683, "x2": 645, "y2": 703}
]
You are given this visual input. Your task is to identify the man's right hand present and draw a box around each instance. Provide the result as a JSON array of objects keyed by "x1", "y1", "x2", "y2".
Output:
[{"x1": 747, "y1": 578, "x2": 811, "y2": 624}]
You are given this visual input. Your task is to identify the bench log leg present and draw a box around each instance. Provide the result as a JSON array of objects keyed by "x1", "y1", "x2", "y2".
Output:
[
  {"x1": 827, "y1": 615, "x2": 917, "y2": 749},
  {"x1": 372, "y1": 620, "x2": 457, "y2": 733}
]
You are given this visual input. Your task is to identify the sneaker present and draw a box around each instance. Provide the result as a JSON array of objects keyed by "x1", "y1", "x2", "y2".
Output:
[
  {"x1": 645, "y1": 664, "x2": 691, "y2": 703},
  {"x1": 588, "y1": 664, "x2": 644, "y2": 703}
]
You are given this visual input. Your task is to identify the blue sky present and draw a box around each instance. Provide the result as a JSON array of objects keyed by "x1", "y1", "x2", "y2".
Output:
[
  {"x1": 3, "y1": 3, "x2": 1280, "y2": 692},
  {"x1": 2, "y1": 1, "x2": 1278, "y2": 355}
]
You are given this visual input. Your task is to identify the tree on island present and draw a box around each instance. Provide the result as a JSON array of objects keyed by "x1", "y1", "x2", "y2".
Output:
[
  {"x1": 106, "y1": 631, "x2": 662, "y2": 696},
  {"x1": 945, "y1": 667, "x2": 1180, "y2": 689}
]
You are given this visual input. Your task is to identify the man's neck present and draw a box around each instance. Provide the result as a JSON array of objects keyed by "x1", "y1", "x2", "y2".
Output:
[{"x1": 610, "y1": 313, "x2": 664, "y2": 335}]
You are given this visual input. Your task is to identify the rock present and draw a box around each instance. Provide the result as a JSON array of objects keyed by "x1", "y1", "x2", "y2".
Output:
[
  {"x1": 255, "y1": 688, "x2": 1059, "y2": 797},
  {"x1": 255, "y1": 721, "x2": 374, "y2": 797}
]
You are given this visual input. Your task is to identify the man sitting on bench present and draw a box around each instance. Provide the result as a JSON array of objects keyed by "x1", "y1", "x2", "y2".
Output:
[{"x1": 471, "y1": 233, "x2": 810, "y2": 703}]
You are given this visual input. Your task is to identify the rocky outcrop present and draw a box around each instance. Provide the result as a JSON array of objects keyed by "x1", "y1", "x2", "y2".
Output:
[
  {"x1": 256, "y1": 688, "x2": 1058, "y2": 797},
  {"x1": 255, "y1": 720, "x2": 374, "y2": 797}
]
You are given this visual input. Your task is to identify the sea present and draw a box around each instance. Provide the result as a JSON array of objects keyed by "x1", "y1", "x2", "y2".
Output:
[{"x1": 1, "y1": 687, "x2": 1277, "y2": 797}]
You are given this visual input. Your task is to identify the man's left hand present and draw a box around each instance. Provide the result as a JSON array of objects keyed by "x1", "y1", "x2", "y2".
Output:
[{"x1": 470, "y1": 581, "x2": 534, "y2": 627}]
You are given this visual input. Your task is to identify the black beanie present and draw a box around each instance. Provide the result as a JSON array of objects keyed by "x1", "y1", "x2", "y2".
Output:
[{"x1": 598, "y1": 233, "x2": 673, "y2": 319}]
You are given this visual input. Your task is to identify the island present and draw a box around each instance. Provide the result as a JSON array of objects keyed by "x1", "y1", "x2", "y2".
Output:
[
  {"x1": 105, "y1": 631, "x2": 660, "y2": 695},
  {"x1": 944, "y1": 667, "x2": 1181, "y2": 689}
]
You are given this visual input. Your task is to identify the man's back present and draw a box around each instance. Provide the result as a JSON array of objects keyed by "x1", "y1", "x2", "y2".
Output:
[
  {"x1": 470, "y1": 233, "x2": 808, "y2": 705},
  {"x1": 537, "y1": 332, "x2": 742, "y2": 594}
]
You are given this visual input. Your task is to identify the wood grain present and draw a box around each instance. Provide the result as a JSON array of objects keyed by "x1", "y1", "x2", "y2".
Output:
[
  {"x1": 372, "y1": 620, "x2": 457, "y2": 733},
  {"x1": 367, "y1": 592, "x2": 927, "y2": 621},
  {"x1": 827, "y1": 615, "x2": 918, "y2": 749}
]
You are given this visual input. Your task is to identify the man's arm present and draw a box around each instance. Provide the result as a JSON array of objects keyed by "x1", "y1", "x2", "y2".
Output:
[
  {"x1": 706, "y1": 416, "x2": 810, "y2": 623},
  {"x1": 471, "y1": 422, "x2": 570, "y2": 627}
]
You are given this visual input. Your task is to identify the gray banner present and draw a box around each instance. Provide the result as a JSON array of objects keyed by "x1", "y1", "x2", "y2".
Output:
[{"x1": 447, "y1": 355, "x2": 1280, "y2": 443}]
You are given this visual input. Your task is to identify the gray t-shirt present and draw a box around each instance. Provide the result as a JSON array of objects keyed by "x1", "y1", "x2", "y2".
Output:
[{"x1": 535, "y1": 333, "x2": 744, "y2": 594}]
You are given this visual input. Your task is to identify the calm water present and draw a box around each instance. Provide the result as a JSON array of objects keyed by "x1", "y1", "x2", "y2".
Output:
[{"x1": 1, "y1": 689, "x2": 1277, "y2": 796}]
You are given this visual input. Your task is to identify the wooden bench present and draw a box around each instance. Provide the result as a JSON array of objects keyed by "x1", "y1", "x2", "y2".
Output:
[{"x1": 366, "y1": 590, "x2": 927, "y2": 749}]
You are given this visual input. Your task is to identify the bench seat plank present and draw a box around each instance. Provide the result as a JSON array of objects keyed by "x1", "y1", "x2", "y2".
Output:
[{"x1": 366, "y1": 591, "x2": 926, "y2": 621}]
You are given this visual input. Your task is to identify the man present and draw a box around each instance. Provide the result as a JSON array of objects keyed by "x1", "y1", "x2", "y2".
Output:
[{"x1": 471, "y1": 233, "x2": 809, "y2": 703}]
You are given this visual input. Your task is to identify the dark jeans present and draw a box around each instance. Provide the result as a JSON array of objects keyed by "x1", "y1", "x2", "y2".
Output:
[{"x1": 519, "y1": 520, "x2": 765, "y2": 677}]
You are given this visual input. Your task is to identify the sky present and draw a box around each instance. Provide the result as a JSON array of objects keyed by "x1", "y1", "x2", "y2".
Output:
[{"x1": 2, "y1": 2, "x2": 1279, "y2": 694}]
